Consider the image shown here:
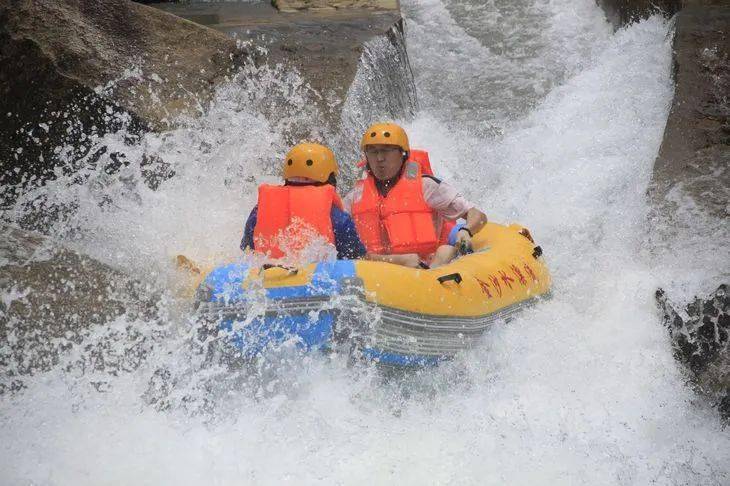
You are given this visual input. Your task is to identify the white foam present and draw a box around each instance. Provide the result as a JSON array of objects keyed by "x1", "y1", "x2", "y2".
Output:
[{"x1": 2, "y1": 1, "x2": 728, "y2": 484}]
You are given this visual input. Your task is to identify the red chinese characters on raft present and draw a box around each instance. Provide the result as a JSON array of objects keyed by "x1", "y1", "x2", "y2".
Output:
[{"x1": 475, "y1": 262, "x2": 539, "y2": 299}]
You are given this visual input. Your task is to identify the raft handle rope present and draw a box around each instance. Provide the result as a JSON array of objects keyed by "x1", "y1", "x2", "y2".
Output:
[
  {"x1": 437, "y1": 273, "x2": 463, "y2": 285},
  {"x1": 532, "y1": 246, "x2": 543, "y2": 259},
  {"x1": 261, "y1": 263, "x2": 299, "y2": 275}
]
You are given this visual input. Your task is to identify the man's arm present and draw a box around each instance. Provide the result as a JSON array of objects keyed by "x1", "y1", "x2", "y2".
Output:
[
  {"x1": 240, "y1": 206, "x2": 258, "y2": 251},
  {"x1": 331, "y1": 207, "x2": 367, "y2": 260},
  {"x1": 422, "y1": 178, "x2": 487, "y2": 233},
  {"x1": 462, "y1": 207, "x2": 488, "y2": 235},
  {"x1": 422, "y1": 178, "x2": 478, "y2": 221},
  {"x1": 364, "y1": 252, "x2": 422, "y2": 268},
  {"x1": 452, "y1": 207, "x2": 487, "y2": 249}
]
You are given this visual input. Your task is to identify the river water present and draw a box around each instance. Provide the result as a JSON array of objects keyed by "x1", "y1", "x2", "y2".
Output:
[{"x1": 1, "y1": 0, "x2": 728, "y2": 484}]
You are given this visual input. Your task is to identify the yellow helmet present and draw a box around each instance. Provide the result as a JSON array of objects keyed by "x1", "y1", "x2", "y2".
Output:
[
  {"x1": 282, "y1": 142, "x2": 338, "y2": 183},
  {"x1": 360, "y1": 122, "x2": 410, "y2": 152}
]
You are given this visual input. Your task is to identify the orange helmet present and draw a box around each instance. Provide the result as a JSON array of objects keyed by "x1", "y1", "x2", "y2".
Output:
[
  {"x1": 283, "y1": 143, "x2": 338, "y2": 183},
  {"x1": 360, "y1": 122, "x2": 409, "y2": 152}
]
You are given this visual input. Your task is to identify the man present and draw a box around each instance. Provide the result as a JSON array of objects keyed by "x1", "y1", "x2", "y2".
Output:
[
  {"x1": 241, "y1": 142, "x2": 366, "y2": 263},
  {"x1": 343, "y1": 123, "x2": 487, "y2": 268}
]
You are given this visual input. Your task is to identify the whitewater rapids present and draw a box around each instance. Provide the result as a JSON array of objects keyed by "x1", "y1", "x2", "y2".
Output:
[{"x1": 1, "y1": 0, "x2": 728, "y2": 484}]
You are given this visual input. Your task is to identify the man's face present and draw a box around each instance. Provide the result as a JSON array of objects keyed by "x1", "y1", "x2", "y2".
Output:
[{"x1": 364, "y1": 144, "x2": 404, "y2": 181}]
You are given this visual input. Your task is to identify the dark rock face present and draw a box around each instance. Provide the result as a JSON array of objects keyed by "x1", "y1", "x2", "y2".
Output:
[
  {"x1": 273, "y1": 0, "x2": 398, "y2": 11},
  {"x1": 148, "y1": 1, "x2": 414, "y2": 176},
  {"x1": 657, "y1": 285, "x2": 730, "y2": 421},
  {"x1": 595, "y1": 1, "x2": 730, "y2": 28},
  {"x1": 593, "y1": 3, "x2": 729, "y2": 231},
  {"x1": 591, "y1": 0, "x2": 730, "y2": 423},
  {"x1": 649, "y1": 7, "x2": 730, "y2": 223},
  {"x1": 0, "y1": 225, "x2": 165, "y2": 394},
  {"x1": 150, "y1": 2, "x2": 410, "y2": 133},
  {"x1": 1, "y1": 0, "x2": 411, "y2": 207},
  {"x1": 0, "y1": 0, "x2": 248, "y2": 204},
  {"x1": 595, "y1": 0, "x2": 682, "y2": 27}
]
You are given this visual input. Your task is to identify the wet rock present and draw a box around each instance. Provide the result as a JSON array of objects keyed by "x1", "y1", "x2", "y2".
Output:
[
  {"x1": 0, "y1": 0, "x2": 248, "y2": 203},
  {"x1": 595, "y1": 0, "x2": 681, "y2": 27},
  {"x1": 595, "y1": 1, "x2": 730, "y2": 28},
  {"x1": 649, "y1": 7, "x2": 730, "y2": 223},
  {"x1": 656, "y1": 285, "x2": 730, "y2": 422},
  {"x1": 148, "y1": 1, "x2": 414, "y2": 177},
  {"x1": 151, "y1": 2, "x2": 412, "y2": 146},
  {"x1": 273, "y1": 0, "x2": 398, "y2": 12},
  {"x1": 0, "y1": 224, "x2": 165, "y2": 392},
  {"x1": 593, "y1": 3, "x2": 729, "y2": 225}
]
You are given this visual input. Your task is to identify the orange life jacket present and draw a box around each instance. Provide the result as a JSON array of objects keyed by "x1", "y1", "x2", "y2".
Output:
[
  {"x1": 407, "y1": 150, "x2": 456, "y2": 244},
  {"x1": 253, "y1": 184, "x2": 342, "y2": 259},
  {"x1": 355, "y1": 150, "x2": 455, "y2": 248},
  {"x1": 351, "y1": 161, "x2": 441, "y2": 255},
  {"x1": 408, "y1": 149, "x2": 436, "y2": 177}
]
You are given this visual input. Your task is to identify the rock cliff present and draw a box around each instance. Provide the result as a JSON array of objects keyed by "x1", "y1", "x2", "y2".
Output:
[{"x1": 0, "y1": 0, "x2": 248, "y2": 203}]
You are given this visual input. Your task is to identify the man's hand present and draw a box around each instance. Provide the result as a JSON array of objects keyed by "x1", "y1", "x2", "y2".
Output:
[{"x1": 455, "y1": 228, "x2": 473, "y2": 254}]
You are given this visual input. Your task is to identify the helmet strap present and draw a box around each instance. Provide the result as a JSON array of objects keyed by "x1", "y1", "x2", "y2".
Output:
[
  {"x1": 284, "y1": 173, "x2": 336, "y2": 187},
  {"x1": 285, "y1": 180, "x2": 324, "y2": 187}
]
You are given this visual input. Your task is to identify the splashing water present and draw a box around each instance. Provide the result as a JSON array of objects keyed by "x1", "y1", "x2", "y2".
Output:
[
  {"x1": 1, "y1": 0, "x2": 729, "y2": 484},
  {"x1": 402, "y1": 0, "x2": 610, "y2": 135}
]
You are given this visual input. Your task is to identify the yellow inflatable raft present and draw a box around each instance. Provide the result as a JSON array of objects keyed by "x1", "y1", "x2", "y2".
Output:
[{"x1": 195, "y1": 222, "x2": 550, "y2": 366}]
